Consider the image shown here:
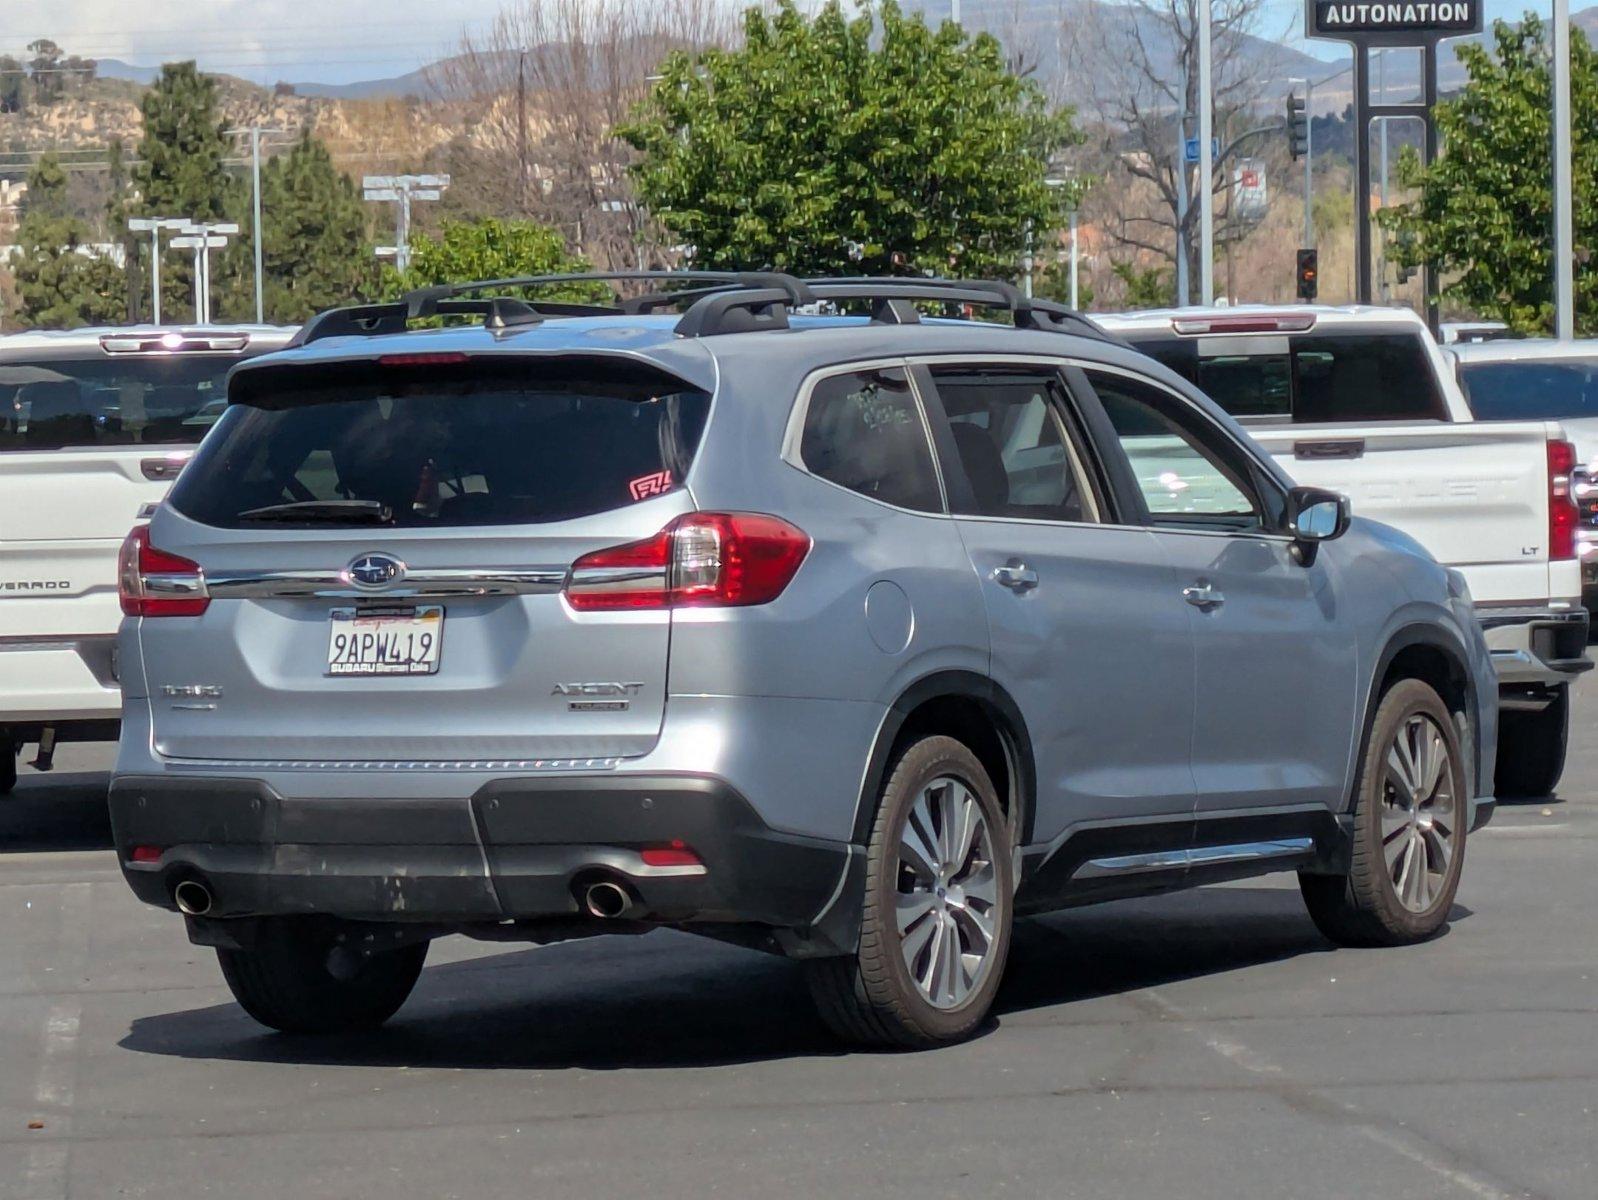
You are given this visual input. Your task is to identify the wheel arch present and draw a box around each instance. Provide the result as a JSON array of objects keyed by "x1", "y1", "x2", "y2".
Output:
[
  {"x1": 1355, "y1": 623, "x2": 1480, "y2": 811},
  {"x1": 852, "y1": 671, "x2": 1037, "y2": 848}
]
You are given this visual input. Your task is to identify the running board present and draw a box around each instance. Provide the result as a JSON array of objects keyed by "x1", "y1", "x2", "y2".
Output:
[{"x1": 1074, "y1": 837, "x2": 1315, "y2": 881}]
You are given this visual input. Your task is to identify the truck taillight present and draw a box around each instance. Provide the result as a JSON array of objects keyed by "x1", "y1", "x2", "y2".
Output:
[
  {"x1": 118, "y1": 525, "x2": 210, "y2": 617},
  {"x1": 564, "y1": 513, "x2": 810, "y2": 611},
  {"x1": 1549, "y1": 439, "x2": 1579, "y2": 561}
]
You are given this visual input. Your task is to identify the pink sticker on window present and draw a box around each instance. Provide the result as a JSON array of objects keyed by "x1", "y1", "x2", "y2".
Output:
[{"x1": 629, "y1": 470, "x2": 673, "y2": 501}]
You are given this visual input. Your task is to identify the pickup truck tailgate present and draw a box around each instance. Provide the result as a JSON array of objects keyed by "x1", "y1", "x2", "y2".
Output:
[{"x1": 1248, "y1": 420, "x2": 1568, "y2": 604}]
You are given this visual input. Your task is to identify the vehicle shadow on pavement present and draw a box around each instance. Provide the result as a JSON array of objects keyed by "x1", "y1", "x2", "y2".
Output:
[
  {"x1": 118, "y1": 884, "x2": 1401, "y2": 1070},
  {"x1": 0, "y1": 779, "x2": 113, "y2": 853}
]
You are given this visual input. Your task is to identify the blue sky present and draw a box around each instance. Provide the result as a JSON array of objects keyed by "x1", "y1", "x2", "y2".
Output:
[{"x1": 4, "y1": 0, "x2": 1584, "y2": 84}]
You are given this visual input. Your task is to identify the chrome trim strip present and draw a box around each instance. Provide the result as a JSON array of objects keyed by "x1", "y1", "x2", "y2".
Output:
[
  {"x1": 143, "y1": 572, "x2": 207, "y2": 597},
  {"x1": 159, "y1": 756, "x2": 624, "y2": 773},
  {"x1": 205, "y1": 567, "x2": 567, "y2": 600},
  {"x1": 1076, "y1": 837, "x2": 1315, "y2": 880}
]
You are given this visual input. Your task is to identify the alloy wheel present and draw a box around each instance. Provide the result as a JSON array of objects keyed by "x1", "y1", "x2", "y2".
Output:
[
  {"x1": 1381, "y1": 713, "x2": 1458, "y2": 914},
  {"x1": 894, "y1": 776, "x2": 1002, "y2": 1009}
]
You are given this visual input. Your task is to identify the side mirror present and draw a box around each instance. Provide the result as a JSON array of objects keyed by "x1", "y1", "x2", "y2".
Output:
[{"x1": 1286, "y1": 486, "x2": 1350, "y2": 565}]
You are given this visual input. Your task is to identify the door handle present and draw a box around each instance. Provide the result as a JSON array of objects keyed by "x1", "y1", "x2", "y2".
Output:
[
  {"x1": 992, "y1": 561, "x2": 1039, "y2": 593},
  {"x1": 1182, "y1": 582, "x2": 1225, "y2": 610},
  {"x1": 140, "y1": 455, "x2": 191, "y2": 482}
]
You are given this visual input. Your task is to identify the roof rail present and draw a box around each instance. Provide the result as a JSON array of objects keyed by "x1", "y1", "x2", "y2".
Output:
[{"x1": 287, "y1": 271, "x2": 1114, "y2": 346}]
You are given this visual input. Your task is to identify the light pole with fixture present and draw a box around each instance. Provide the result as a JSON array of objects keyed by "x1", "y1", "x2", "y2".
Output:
[
  {"x1": 125, "y1": 217, "x2": 190, "y2": 325},
  {"x1": 175, "y1": 222, "x2": 238, "y2": 324},
  {"x1": 226, "y1": 125, "x2": 292, "y2": 324},
  {"x1": 363, "y1": 175, "x2": 450, "y2": 275}
]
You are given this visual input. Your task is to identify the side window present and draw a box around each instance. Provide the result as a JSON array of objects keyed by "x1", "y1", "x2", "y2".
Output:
[
  {"x1": 1085, "y1": 369, "x2": 1268, "y2": 530},
  {"x1": 929, "y1": 368, "x2": 1098, "y2": 522},
  {"x1": 799, "y1": 367, "x2": 943, "y2": 513}
]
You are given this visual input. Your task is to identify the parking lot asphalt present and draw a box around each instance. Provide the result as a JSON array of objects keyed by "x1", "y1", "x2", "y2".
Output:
[{"x1": 3, "y1": 689, "x2": 1596, "y2": 1200}]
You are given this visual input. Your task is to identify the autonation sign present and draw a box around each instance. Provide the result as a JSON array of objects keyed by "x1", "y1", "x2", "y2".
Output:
[{"x1": 1308, "y1": 0, "x2": 1480, "y2": 42}]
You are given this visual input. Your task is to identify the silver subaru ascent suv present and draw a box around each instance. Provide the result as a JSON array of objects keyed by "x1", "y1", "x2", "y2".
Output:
[{"x1": 109, "y1": 274, "x2": 1499, "y2": 1048}]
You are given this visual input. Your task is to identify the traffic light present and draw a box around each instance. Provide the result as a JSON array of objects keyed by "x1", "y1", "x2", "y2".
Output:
[
  {"x1": 1286, "y1": 94, "x2": 1308, "y2": 161},
  {"x1": 1296, "y1": 248, "x2": 1318, "y2": 301}
]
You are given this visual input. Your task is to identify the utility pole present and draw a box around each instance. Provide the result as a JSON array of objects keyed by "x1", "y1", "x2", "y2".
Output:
[
  {"x1": 226, "y1": 125, "x2": 291, "y2": 324},
  {"x1": 1554, "y1": 0, "x2": 1575, "y2": 339},
  {"x1": 516, "y1": 50, "x2": 528, "y2": 213},
  {"x1": 1198, "y1": 0, "x2": 1215, "y2": 305},
  {"x1": 363, "y1": 175, "x2": 450, "y2": 275},
  {"x1": 126, "y1": 216, "x2": 188, "y2": 325}
]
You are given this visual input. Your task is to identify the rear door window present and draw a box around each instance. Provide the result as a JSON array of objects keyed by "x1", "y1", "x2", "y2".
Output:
[
  {"x1": 1130, "y1": 332, "x2": 1446, "y2": 423},
  {"x1": 1459, "y1": 359, "x2": 1598, "y2": 421},
  {"x1": 799, "y1": 367, "x2": 943, "y2": 513},
  {"x1": 168, "y1": 359, "x2": 710, "y2": 528},
  {"x1": 926, "y1": 367, "x2": 1098, "y2": 522},
  {"x1": 0, "y1": 356, "x2": 237, "y2": 451}
]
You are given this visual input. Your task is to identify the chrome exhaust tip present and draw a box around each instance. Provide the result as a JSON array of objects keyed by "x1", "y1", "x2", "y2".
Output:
[
  {"x1": 582, "y1": 880, "x2": 633, "y2": 920},
  {"x1": 173, "y1": 879, "x2": 213, "y2": 917}
]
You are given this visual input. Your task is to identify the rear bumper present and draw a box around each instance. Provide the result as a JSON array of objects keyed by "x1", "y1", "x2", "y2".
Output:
[
  {"x1": 1477, "y1": 606, "x2": 1591, "y2": 689},
  {"x1": 0, "y1": 635, "x2": 120, "y2": 726},
  {"x1": 108, "y1": 773, "x2": 850, "y2": 934}
]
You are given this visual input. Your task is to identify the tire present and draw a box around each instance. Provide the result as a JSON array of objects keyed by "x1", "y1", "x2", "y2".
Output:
[
  {"x1": 217, "y1": 919, "x2": 428, "y2": 1034},
  {"x1": 1493, "y1": 685, "x2": 1568, "y2": 799},
  {"x1": 806, "y1": 735, "x2": 1014, "y2": 1049},
  {"x1": 1300, "y1": 678, "x2": 1468, "y2": 947}
]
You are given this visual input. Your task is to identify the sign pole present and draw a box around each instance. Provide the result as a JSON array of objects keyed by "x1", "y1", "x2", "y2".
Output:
[
  {"x1": 1554, "y1": 0, "x2": 1575, "y2": 339},
  {"x1": 1423, "y1": 43, "x2": 1441, "y2": 332},
  {"x1": 1354, "y1": 45, "x2": 1372, "y2": 303},
  {"x1": 1198, "y1": 0, "x2": 1215, "y2": 305}
]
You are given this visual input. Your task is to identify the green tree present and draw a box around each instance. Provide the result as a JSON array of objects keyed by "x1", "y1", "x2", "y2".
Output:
[
  {"x1": 254, "y1": 132, "x2": 374, "y2": 322},
  {"x1": 9, "y1": 153, "x2": 124, "y2": 328},
  {"x1": 387, "y1": 217, "x2": 604, "y2": 305},
  {"x1": 0, "y1": 55, "x2": 27, "y2": 114},
  {"x1": 1380, "y1": 14, "x2": 1598, "y2": 334},
  {"x1": 132, "y1": 62, "x2": 244, "y2": 321},
  {"x1": 619, "y1": 0, "x2": 1083, "y2": 277},
  {"x1": 1111, "y1": 260, "x2": 1174, "y2": 309}
]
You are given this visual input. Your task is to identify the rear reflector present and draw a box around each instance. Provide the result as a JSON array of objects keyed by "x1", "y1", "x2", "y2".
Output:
[
  {"x1": 565, "y1": 512, "x2": 810, "y2": 611},
  {"x1": 1549, "y1": 439, "x2": 1579, "y2": 561},
  {"x1": 129, "y1": 846, "x2": 163, "y2": 864},
  {"x1": 640, "y1": 841, "x2": 703, "y2": 868},
  {"x1": 1171, "y1": 314, "x2": 1317, "y2": 335},
  {"x1": 118, "y1": 526, "x2": 210, "y2": 617}
]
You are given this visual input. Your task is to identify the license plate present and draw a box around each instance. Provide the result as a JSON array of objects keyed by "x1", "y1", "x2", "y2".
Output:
[{"x1": 326, "y1": 606, "x2": 443, "y2": 676}]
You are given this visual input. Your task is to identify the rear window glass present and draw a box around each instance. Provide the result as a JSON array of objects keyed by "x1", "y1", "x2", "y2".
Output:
[
  {"x1": 0, "y1": 356, "x2": 237, "y2": 451},
  {"x1": 1459, "y1": 359, "x2": 1598, "y2": 421},
  {"x1": 168, "y1": 360, "x2": 710, "y2": 528},
  {"x1": 1130, "y1": 332, "x2": 1447, "y2": 423},
  {"x1": 799, "y1": 367, "x2": 942, "y2": 513}
]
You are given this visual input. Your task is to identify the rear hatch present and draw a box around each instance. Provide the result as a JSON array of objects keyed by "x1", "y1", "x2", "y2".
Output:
[
  {"x1": 0, "y1": 331, "x2": 280, "y2": 640},
  {"x1": 136, "y1": 352, "x2": 711, "y2": 762}
]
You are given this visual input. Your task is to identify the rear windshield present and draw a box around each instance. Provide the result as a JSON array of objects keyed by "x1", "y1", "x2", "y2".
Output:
[
  {"x1": 1129, "y1": 332, "x2": 1447, "y2": 423},
  {"x1": 1459, "y1": 359, "x2": 1598, "y2": 421},
  {"x1": 168, "y1": 359, "x2": 711, "y2": 528},
  {"x1": 0, "y1": 355, "x2": 238, "y2": 451}
]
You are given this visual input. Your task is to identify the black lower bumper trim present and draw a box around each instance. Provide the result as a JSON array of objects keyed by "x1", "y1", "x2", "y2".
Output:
[{"x1": 108, "y1": 773, "x2": 848, "y2": 932}]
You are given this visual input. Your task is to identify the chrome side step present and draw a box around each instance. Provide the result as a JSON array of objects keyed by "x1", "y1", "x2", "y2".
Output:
[{"x1": 1076, "y1": 837, "x2": 1315, "y2": 881}]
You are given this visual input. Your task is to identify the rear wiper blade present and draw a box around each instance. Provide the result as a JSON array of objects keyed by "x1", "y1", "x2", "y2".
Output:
[{"x1": 237, "y1": 500, "x2": 394, "y2": 524}]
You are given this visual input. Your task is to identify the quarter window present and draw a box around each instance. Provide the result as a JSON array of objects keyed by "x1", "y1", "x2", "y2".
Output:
[
  {"x1": 929, "y1": 368, "x2": 1097, "y2": 522},
  {"x1": 799, "y1": 367, "x2": 942, "y2": 513},
  {"x1": 1085, "y1": 369, "x2": 1268, "y2": 530}
]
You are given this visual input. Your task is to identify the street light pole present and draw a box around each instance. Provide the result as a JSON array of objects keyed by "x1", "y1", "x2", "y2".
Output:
[
  {"x1": 126, "y1": 217, "x2": 190, "y2": 325},
  {"x1": 1554, "y1": 0, "x2": 1575, "y2": 339},
  {"x1": 363, "y1": 176, "x2": 450, "y2": 275},
  {"x1": 226, "y1": 126, "x2": 291, "y2": 324},
  {"x1": 1197, "y1": 0, "x2": 1215, "y2": 305},
  {"x1": 177, "y1": 223, "x2": 238, "y2": 324}
]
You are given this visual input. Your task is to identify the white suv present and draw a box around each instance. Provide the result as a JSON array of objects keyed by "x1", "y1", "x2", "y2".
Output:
[{"x1": 0, "y1": 325, "x2": 295, "y2": 791}]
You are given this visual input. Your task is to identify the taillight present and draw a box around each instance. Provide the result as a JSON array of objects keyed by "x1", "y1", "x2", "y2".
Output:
[
  {"x1": 565, "y1": 512, "x2": 810, "y2": 611},
  {"x1": 118, "y1": 525, "x2": 210, "y2": 617},
  {"x1": 1549, "y1": 439, "x2": 1579, "y2": 561}
]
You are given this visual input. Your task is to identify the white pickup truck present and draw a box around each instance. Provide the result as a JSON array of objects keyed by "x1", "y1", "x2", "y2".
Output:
[
  {"x1": 0, "y1": 325, "x2": 295, "y2": 792},
  {"x1": 1100, "y1": 305, "x2": 1591, "y2": 798}
]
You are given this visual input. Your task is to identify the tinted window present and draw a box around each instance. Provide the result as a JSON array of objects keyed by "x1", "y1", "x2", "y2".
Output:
[
  {"x1": 800, "y1": 368, "x2": 941, "y2": 513},
  {"x1": 170, "y1": 361, "x2": 710, "y2": 528},
  {"x1": 0, "y1": 355, "x2": 237, "y2": 451},
  {"x1": 929, "y1": 368, "x2": 1096, "y2": 521},
  {"x1": 1459, "y1": 359, "x2": 1598, "y2": 421},
  {"x1": 1130, "y1": 332, "x2": 1446, "y2": 423},
  {"x1": 1086, "y1": 369, "x2": 1264, "y2": 528}
]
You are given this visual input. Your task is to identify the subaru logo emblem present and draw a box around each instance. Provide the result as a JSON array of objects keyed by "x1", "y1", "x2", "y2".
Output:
[{"x1": 345, "y1": 553, "x2": 406, "y2": 590}]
